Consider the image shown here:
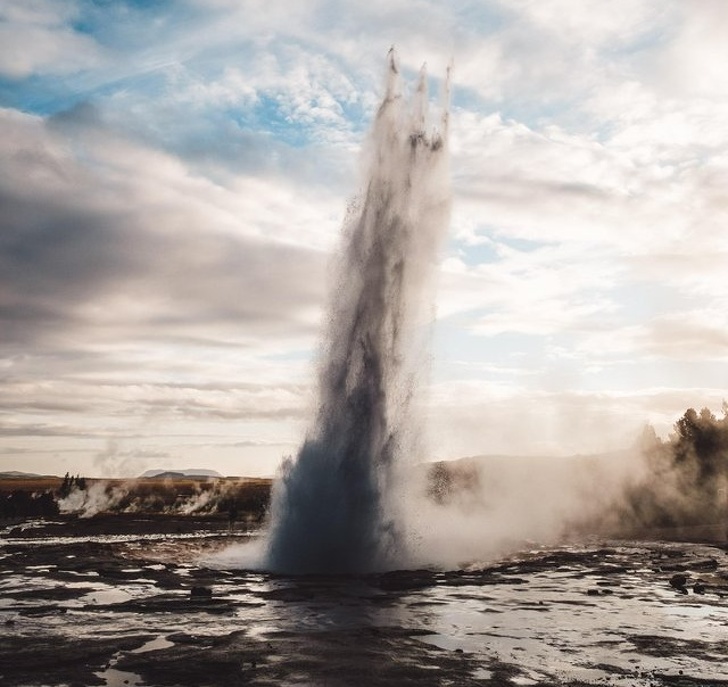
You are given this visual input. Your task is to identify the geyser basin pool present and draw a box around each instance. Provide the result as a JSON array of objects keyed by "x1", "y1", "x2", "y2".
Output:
[{"x1": 2, "y1": 519, "x2": 728, "y2": 686}]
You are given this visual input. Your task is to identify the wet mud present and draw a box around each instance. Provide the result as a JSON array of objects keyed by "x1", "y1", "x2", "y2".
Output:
[{"x1": 2, "y1": 517, "x2": 728, "y2": 686}]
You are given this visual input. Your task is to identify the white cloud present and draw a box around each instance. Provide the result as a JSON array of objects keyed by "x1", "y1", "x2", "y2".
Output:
[
  {"x1": 0, "y1": 104, "x2": 337, "y2": 475},
  {"x1": 171, "y1": 45, "x2": 361, "y2": 139},
  {"x1": 653, "y1": 0, "x2": 728, "y2": 98},
  {"x1": 438, "y1": 241, "x2": 620, "y2": 334},
  {"x1": 0, "y1": 0, "x2": 102, "y2": 78},
  {"x1": 504, "y1": 0, "x2": 660, "y2": 47},
  {"x1": 450, "y1": 107, "x2": 726, "y2": 253}
]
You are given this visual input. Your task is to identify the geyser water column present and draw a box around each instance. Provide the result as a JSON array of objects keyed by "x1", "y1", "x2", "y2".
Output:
[{"x1": 265, "y1": 50, "x2": 451, "y2": 574}]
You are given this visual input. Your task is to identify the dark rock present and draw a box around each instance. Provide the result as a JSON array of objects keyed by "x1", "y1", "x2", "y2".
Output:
[
  {"x1": 190, "y1": 586, "x2": 212, "y2": 598},
  {"x1": 0, "y1": 633, "x2": 153, "y2": 687},
  {"x1": 378, "y1": 569, "x2": 438, "y2": 591},
  {"x1": 693, "y1": 582, "x2": 706, "y2": 595},
  {"x1": 587, "y1": 588, "x2": 601, "y2": 596},
  {"x1": 669, "y1": 574, "x2": 688, "y2": 590},
  {"x1": 690, "y1": 558, "x2": 718, "y2": 572}
]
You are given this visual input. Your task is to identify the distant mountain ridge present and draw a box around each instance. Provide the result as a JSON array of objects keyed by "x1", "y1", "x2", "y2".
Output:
[
  {"x1": 0, "y1": 471, "x2": 47, "y2": 479},
  {"x1": 140, "y1": 469, "x2": 223, "y2": 479}
]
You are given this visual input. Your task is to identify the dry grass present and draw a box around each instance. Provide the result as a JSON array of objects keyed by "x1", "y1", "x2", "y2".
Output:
[{"x1": 0, "y1": 477, "x2": 63, "y2": 494}]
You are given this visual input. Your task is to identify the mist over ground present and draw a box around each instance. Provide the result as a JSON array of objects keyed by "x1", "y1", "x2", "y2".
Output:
[
  {"x1": 414, "y1": 404, "x2": 728, "y2": 566},
  {"x1": 3, "y1": 402, "x2": 726, "y2": 573}
]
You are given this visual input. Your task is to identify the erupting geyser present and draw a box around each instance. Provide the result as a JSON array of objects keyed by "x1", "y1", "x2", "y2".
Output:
[{"x1": 265, "y1": 50, "x2": 452, "y2": 574}]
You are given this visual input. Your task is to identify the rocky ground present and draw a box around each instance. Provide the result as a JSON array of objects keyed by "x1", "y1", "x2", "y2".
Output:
[{"x1": 2, "y1": 516, "x2": 728, "y2": 686}]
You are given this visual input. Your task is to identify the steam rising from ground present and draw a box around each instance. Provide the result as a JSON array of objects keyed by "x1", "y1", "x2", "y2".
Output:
[
  {"x1": 413, "y1": 409, "x2": 728, "y2": 569},
  {"x1": 57, "y1": 477, "x2": 268, "y2": 522},
  {"x1": 58, "y1": 482, "x2": 129, "y2": 519},
  {"x1": 410, "y1": 451, "x2": 645, "y2": 568},
  {"x1": 263, "y1": 50, "x2": 451, "y2": 574}
]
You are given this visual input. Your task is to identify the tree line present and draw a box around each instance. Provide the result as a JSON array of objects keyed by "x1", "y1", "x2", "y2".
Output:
[{"x1": 619, "y1": 404, "x2": 728, "y2": 531}]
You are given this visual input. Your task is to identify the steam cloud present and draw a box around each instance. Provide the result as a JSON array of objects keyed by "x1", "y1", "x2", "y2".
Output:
[
  {"x1": 58, "y1": 481, "x2": 129, "y2": 519},
  {"x1": 263, "y1": 50, "x2": 452, "y2": 574}
]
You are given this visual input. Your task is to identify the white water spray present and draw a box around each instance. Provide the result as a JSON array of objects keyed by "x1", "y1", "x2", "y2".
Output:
[{"x1": 264, "y1": 50, "x2": 451, "y2": 574}]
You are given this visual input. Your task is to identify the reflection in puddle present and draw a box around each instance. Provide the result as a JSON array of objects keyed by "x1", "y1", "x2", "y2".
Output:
[
  {"x1": 94, "y1": 667, "x2": 144, "y2": 687},
  {"x1": 132, "y1": 635, "x2": 175, "y2": 654},
  {"x1": 79, "y1": 588, "x2": 136, "y2": 605}
]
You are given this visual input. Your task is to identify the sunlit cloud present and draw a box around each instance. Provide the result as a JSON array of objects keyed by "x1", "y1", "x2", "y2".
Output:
[
  {"x1": 0, "y1": 0, "x2": 104, "y2": 78},
  {"x1": 1, "y1": 0, "x2": 727, "y2": 476}
]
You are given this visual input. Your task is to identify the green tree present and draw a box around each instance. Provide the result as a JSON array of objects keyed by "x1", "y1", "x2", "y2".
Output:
[{"x1": 673, "y1": 406, "x2": 728, "y2": 483}]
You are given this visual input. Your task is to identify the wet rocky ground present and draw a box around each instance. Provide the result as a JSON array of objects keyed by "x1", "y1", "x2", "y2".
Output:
[{"x1": 2, "y1": 516, "x2": 728, "y2": 686}]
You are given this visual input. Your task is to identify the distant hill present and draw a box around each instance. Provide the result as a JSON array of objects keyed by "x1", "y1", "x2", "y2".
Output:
[
  {"x1": 439, "y1": 450, "x2": 631, "y2": 468},
  {"x1": 140, "y1": 469, "x2": 224, "y2": 479},
  {"x1": 429, "y1": 450, "x2": 634, "y2": 480},
  {"x1": 0, "y1": 471, "x2": 48, "y2": 479},
  {"x1": 426, "y1": 450, "x2": 637, "y2": 505}
]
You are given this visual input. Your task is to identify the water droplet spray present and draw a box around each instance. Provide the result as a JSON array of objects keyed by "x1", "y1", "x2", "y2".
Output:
[{"x1": 265, "y1": 50, "x2": 452, "y2": 574}]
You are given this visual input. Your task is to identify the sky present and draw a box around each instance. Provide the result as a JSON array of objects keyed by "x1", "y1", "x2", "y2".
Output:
[{"x1": 1, "y1": 0, "x2": 727, "y2": 478}]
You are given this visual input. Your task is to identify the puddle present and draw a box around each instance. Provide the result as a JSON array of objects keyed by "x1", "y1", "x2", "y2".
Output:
[
  {"x1": 472, "y1": 667, "x2": 493, "y2": 679},
  {"x1": 95, "y1": 667, "x2": 144, "y2": 687},
  {"x1": 79, "y1": 588, "x2": 136, "y2": 605},
  {"x1": 132, "y1": 635, "x2": 175, "y2": 654}
]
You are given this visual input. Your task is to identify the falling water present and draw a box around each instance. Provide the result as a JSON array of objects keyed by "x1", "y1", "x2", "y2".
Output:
[{"x1": 265, "y1": 50, "x2": 451, "y2": 574}]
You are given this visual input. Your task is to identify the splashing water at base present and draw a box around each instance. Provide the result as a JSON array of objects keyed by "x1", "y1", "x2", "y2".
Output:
[{"x1": 262, "y1": 51, "x2": 451, "y2": 574}]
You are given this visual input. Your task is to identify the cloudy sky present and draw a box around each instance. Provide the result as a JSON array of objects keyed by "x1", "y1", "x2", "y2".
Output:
[{"x1": 2, "y1": 0, "x2": 727, "y2": 477}]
